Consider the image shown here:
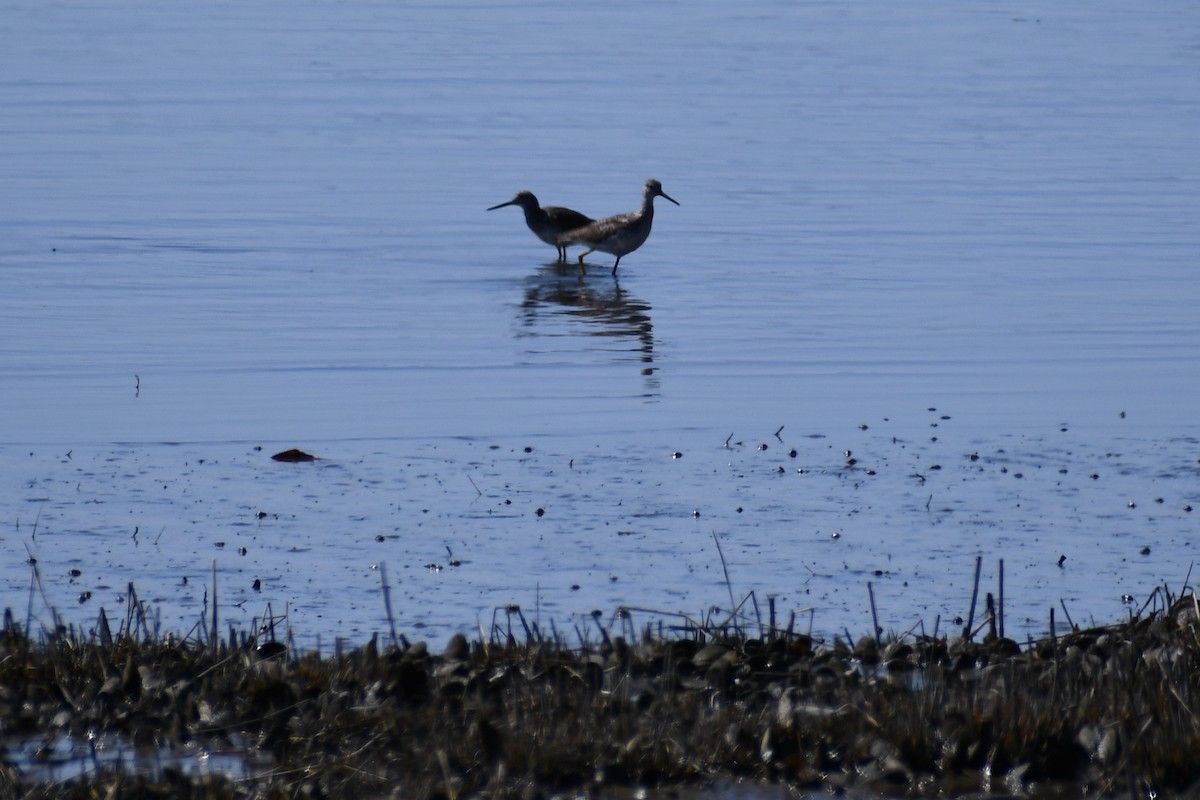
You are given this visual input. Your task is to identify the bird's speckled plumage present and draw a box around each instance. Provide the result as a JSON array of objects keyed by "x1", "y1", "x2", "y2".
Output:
[
  {"x1": 488, "y1": 190, "x2": 593, "y2": 262},
  {"x1": 559, "y1": 179, "x2": 679, "y2": 276}
]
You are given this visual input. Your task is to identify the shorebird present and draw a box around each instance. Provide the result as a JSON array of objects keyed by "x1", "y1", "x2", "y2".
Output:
[
  {"x1": 487, "y1": 191, "x2": 593, "y2": 262},
  {"x1": 559, "y1": 179, "x2": 679, "y2": 277}
]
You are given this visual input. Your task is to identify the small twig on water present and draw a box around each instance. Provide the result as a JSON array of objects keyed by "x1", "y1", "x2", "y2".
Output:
[
  {"x1": 1059, "y1": 598, "x2": 1077, "y2": 631},
  {"x1": 25, "y1": 561, "x2": 38, "y2": 635},
  {"x1": 773, "y1": 425, "x2": 784, "y2": 440},
  {"x1": 868, "y1": 581, "x2": 881, "y2": 645},
  {"x1": 998, "y1": 558, "x2": 1005, "y2": 639},
  {"x1": 712, "y1": 531, "x2": 737, "y2": 613},
  {"x1": 986, "y1": 593, "x2": 997, "y2": 639},
  {"x1": 210, "y1": 559, "x2": 219, "y2": 650},
  {"x1": 965, "y1": 556, "x2": 982, "y2": 640},
  {"x1": 31, "y1": 503, "x2": 43, "y2": 541},
  {"x1": 724, "y1": 432, "x2": 734, "y2": 448},
  {"x1": 380, "y1": 562, "x2": 399, "y2": 648},
  {"x1": 467, "y1": 474, "x2": 482, "y2": 497}
]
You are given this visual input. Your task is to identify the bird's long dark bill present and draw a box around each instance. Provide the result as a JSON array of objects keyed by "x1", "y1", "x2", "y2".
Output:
[
  {"x1": 661, "y1": 192, "x2": 680, "y2": 205},
  {"x1": 487, "y1": 200, "x2": 516, "y2": 211}
]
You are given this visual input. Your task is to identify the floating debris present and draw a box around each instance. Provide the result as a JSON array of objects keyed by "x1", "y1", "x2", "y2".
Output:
[{"x1": 271, "y1": 448, "x2": 316, "y2": 462}]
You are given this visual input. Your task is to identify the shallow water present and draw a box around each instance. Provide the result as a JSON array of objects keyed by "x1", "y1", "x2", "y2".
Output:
[
  {"x1": 2, "y1": 2, "x2": 1198, "y2": 649},
  {"x1": 2, "y1": 733, "x2": 272, "y2": 786}
]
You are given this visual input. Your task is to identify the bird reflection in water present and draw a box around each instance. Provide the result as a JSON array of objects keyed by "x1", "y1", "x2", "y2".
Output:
[{"x1": 519, "y1": 264, "x2": 657, "y2": 395}]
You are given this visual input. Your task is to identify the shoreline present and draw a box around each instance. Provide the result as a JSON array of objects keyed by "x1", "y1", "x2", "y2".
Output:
[{"x1": 3, "y1": 581, "x2": 1199, "y2": 799}]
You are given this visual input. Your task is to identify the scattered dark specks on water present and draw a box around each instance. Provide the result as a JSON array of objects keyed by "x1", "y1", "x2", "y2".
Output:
[
  {"x1": 374, "y1": 534, "x2": 385, "y2": 542},
  {"x1": 1091, "y1": 473, "x2": 1100, "y2": 480},
  {"x1": 736, "y1": 507, "x2": 743, "y2": 513},
  {"x1": 609, "y1": 575, "x2": 618, "y2": 583},
  {"x1": 238, "y1": 547, "x2": 248, "y2": 556},
  {"x1": 859, "y1": 424, "x2": 869, "y2": 430},
  {"x1": 1140, "y1": 547, "x2": 1151, "y2": 556},
  {"x1": 271, "y1": 448, "x2": 316, "y2": 462},
  {"x1": 524, "y1": 446, "x2": 533, "y2": 453},
  {"x1": 930, "y1": 464, "x2": 941, "y2": 471},
  {"x1": 215, "y1": 541, "x2": 225, "y2": 548},
  {"x1": 844, "y1": 450, "x2": 852, "y2": 458},
  {"x1": 1155, "y1": 497, "x2": 1164, "y2": 504},
  {"x1": 252, "y1": 579, "x2": 261, "y2": 592},
  {"x1": 571, "y1": 584, "x2": 580, "y2": 591},
  {"x1": 449, "y1": 559, "x2": 461, "y2": 567},
  {"x1": 255, "y1": 510, "x2": 268, "y2": 519},
  {"x1": 866, "y1": 469, "x2": 876, "y2": 475},
  {"x1": 968, "y1": 452, "x2": 979, "y2": 461},
  {"x1": 776, "y1": 466, "x2": 785, "y2": 473},
  {"x1": 425, "y1": 563, "x2": 444, "y2": 572},
  {"x1": 1057, "y1": 554, "x2": 1067, "y2": 568},
  {"x1": 789, "y1": 449, "x2": 797, "y2": 458},
  {"x1": 672, "y1": 451, "x2": 683, "y2": 459},
  {"x1": 1122, "y1": 594, "x2": 1135, "y2": 604},
  {"x1": 1186, "y1": 505, "x2": 1193, "y2": 512},
  {"x1": 757, "y1": 443, "x2": 768, "y2": 451},
  {"x1": 873, "y1": 569, "x2": 883, "y2": 577},
  {"x1": 78, "y1": 591, "x2": 91, "y2": 603},
  {"x1": 831, "y1": 531, "x2": 841, "y2": 540},
  {"x1": 692, "y1": 510, "x2": 700, "y2": 518},
  {"x1": 1013, "y1": 472, "x2": 1023, "y2": 479},
  {"x1": 846, "y1": 458, "x2": 857, "y2": 467},
  {"x1": 1127, "y1": 501, "x2": 1137, "y2": 509},
  {"x1": 69, "y1": 568, "x2": 82, "y2": 578},
  {"x1": 535, "y1": 507, "x2": 545, "y2": 517}
]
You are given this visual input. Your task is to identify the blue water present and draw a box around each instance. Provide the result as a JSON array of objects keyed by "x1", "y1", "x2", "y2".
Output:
[{"x1": 1, "y1": 1, "x2": 1198, "y2": 649}]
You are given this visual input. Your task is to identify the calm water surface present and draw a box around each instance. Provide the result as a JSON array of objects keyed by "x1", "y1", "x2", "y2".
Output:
[{"x1": 1, "y1": 1, "x2": 1198, "y2": 649}]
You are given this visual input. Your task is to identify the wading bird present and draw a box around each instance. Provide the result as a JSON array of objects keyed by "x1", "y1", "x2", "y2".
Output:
[
  {"x1": 559, "y1": 179, "x2": 679, "y2": 276},
  {"x1": 487, "y1": 191, "x2": 593, "y2": 262}
]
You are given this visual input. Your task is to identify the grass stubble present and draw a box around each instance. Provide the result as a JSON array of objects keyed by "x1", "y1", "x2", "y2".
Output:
[{"x1": 2, "y1": 569, "x2": 1200, "y2": 799}]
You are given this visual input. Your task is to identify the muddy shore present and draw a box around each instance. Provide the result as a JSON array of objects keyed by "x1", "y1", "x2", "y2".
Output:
[{"x1": 3, "y1": 590, "x2": 1199, "y2": 799}]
